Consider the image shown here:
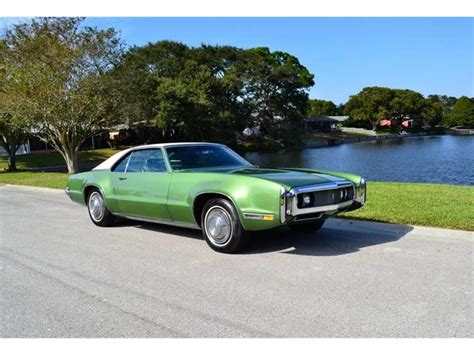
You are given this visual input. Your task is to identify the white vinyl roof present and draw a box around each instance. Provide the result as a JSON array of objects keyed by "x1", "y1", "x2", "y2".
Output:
[{"x1": 93, "y1": 142, "x2": 221, "y2": 171}]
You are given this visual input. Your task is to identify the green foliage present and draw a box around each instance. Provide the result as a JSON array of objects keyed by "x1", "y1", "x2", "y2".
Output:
[
  {"x1": 307, "y1": 99, "x2": 339, "y2": 116},
  {"x1": 114, "y1": 42, "x2": 314, "y2": 146},
  {"x1": 0, "y1": 38, "x2": 30, "y2": 170},
  {"x1": 445, "y1": 96, "x2": 474, "y2": 128},
  {"x1": 2, "y1": 17, "x2": 124, "y2": 173},
  {"x1": 423, "y1": 97, "x2": 444, "y2": 127},
  {"x1": 344, "y1": 87, "x2": 393, "y2": 129},
  {"x1": 389, "y1": 89, "x2": 426, "y2": 120},
  {"x1": 235, "y1": 47, "x2": 314, "y2": 145},
  {"x1": 344, "y1": 86, "x2": 446, "y2": 130}
]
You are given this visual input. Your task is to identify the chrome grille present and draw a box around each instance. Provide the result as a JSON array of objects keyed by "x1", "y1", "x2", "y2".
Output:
[{"x1": 297, "y1": 187, "x2": 354, "y2": 209}]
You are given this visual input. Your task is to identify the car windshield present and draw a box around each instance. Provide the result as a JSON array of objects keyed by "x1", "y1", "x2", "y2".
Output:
[{"x1": 165, "y1": 145, "x2": 253, "y2": 171}]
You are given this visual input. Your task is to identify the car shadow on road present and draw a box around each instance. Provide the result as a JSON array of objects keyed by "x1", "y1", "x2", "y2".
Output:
[
  {"x1": 111, "y1": 218, "x2": 413, "y2": 257},
  {"x1": 112, "y1": 217, "x2": 203, "y2": 240},
  {"x1": 246, "y1": 222, "x2": 414, "y2": 256}
]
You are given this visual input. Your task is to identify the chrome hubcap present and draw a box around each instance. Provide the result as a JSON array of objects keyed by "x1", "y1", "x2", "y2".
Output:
[
  {"x1": 205, "y1": 207, "x2": 232, "y2": 246},
  {"x1": 88, "y1": 192, "x2": 105, "y2": 222}
]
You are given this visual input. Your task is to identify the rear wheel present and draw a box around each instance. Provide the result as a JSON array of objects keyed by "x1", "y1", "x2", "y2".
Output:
[
  {"x1": 87, "y1": 189, "x2": 115, "y2": 227},
  {"x1": 289, "y1": 219, "x2": 325, "y2": 234},
  {"x1": 201, "y1": 198, "x2": 249, "y2": 253}
]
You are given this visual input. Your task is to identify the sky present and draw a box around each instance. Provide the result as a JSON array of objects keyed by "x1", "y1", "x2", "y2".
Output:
[{"x1": 3, "y1": 17, "x2": 473, "y2": 104}]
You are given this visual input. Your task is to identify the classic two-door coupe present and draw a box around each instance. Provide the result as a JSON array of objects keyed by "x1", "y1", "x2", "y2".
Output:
[{"x1": 66, "y1": 143, "x2": 366, "y2": 253}]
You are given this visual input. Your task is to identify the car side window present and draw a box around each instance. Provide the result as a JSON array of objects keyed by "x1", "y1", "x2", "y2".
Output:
[
  {"x1": 112, "y1": 153, "x2": 131, "y2": 173},
  {"x1": 126, "y1": 149, "x2": 167, "y2": 173}
]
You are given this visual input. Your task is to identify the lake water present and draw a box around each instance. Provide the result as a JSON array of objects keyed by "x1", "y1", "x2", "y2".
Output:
[{"x1": 245, "y1": 135, "x2": 474, "y2": 186}]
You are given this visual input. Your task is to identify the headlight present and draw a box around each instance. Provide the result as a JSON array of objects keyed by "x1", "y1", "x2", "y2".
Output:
[
  {"x1": 297, "y1": 193, "x2": 314, "y2": 208},
  {"x1": 302, "y1": 194, "x2": 312, "y2": 205}
]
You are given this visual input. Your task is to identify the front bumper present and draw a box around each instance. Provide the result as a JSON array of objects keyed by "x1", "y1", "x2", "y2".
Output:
[{"x1": 280, "y1": 179, "x2": 366, "y2": 223}]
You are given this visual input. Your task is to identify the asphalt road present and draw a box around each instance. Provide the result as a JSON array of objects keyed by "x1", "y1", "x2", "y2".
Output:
[{"x1": 1, "y1": 184, "x2": 472, "y2": 337}]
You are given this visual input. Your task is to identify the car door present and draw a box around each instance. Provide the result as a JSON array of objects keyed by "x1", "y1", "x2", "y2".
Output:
[{"x1": 111, "y1": 148, "x2": 172, "y2": 221}]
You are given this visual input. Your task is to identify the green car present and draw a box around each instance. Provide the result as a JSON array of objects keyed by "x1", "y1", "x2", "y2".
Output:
[{"x1": 66, "y1": 142, "x2": 366, "y2": 253}]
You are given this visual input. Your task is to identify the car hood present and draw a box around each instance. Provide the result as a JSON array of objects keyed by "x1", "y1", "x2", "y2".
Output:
[{"x1": 230, "y1": 167, "x2": 349, "y2": 188}]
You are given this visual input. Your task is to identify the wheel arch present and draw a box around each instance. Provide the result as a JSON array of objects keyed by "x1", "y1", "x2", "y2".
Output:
[
  {"x1": 192, "y1": 192, "x2": 246, "y2": 230},
  {"x1": 83, "y1": 184, "x2": 106, "y2": 204}
]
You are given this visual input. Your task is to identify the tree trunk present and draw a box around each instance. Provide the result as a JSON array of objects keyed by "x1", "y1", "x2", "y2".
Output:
[
  {"x1": 1, "y1": 133, "x2": 20, "y2": 172},
  {"x1": 63, "y1": 150, "x2": 79, "y2": 174},
  {"x1": 8, "y1": 152, "x2": 17, "y2": 172},
  {"x1": 7, "y1": 138, "x2": 18, "y2": 171}
]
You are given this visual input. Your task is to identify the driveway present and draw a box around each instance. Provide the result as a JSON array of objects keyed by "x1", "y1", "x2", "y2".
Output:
[{"x1": 0, "y1": 184, "x2": 472, "y2": 337}]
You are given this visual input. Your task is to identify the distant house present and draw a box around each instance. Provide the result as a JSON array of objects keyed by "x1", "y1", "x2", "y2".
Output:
[
  {"x1": 379, "y1": 118, "x2": 398, "y2": 128},
  {"x1": 401, "y1": 119, "x2": 415, "y2": 128},
  {"x1": 380, "y1": 118, "x2": 416, "y2": 129},
  {"x1": 0, "y1": 141, "x2": 31, "y2": 157},
  {"x1": 304, "y1": 116, "x2": 349, "y2": 132}
]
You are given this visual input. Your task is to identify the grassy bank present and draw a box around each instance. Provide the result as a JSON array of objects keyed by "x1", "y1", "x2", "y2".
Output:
[
  {"x1": 341, "y1": 182, "x2": 474, "y2": 231},
  {"x1": 0, "y1": 148, "x2": 121, "y2": 170},
  {"x1": 0, "y1": 171, "x2": 68, "y2": 189},
  {"x1": 0, "y1": 173, "x2": 472, "y2": 231}
]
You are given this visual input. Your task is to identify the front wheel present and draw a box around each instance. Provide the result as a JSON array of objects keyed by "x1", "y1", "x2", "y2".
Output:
[
  {"x1": 201, "y1": 198, "x2": 249, "y2": 253},
  {"x1": 87, "y1": 189, "x2": 115, "y2": 227},
  {"x1": 288, "y1": 219, "x2": 325, "y2": 234}
]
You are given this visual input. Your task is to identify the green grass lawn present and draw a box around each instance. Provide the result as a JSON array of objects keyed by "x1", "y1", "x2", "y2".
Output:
[
  {"x1": 0, "y1": 171, "x2": 68, "y2": 189},
  {"x1": 0, "y1": 147, "x2": 122, "y2": 170},
  {"x1": 0, "y1": 174, "x2": 472, "y2": 231},
  {"x1": 342, "y1": 182, "x2": 474, "y2": 231}
]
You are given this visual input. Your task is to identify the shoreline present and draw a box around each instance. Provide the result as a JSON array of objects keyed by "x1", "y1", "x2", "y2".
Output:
[{"x1": 302, "y1": 130, "x2": 473, "y2": 149}]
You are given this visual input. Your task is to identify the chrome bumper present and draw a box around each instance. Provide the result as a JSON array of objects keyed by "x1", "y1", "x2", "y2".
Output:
[{"x1": 280, "y1": 179, "x2": 366, "y2": 223}]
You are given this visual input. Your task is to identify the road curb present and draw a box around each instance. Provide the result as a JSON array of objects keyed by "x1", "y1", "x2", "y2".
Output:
[{"x1": 0, "y1": 183, "x2": 64, "y2": 194}]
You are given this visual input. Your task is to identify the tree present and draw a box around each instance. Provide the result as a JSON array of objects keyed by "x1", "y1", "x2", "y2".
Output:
[
  {"x1": 3, "y1": 17, "x2": 123, "y2": 173},
  {"x1": 115, "y1": 42, "x2": 314, "y2": 147},
  {"x1": 111, "y1": 41, "x2": 190, "y2": 129},
  {"x1": 154, "y1": 44, "x2": 250, "y2": 143},
  {"x1": 389, "y1": 89, "x2": 426, "y2": 122},
  {"x1": 0, "y1": 39, "x2": 30, "y2": 171},
  {"x1": 344, "y1": 86, "x2": 444, "y2": 129},
  {"x1": 115, "y1": 41, "x2": 250, "y2": 144},
  {"x1": 0, "y1": 113, "x2": 29, "y2": 172},
  {"x1": 344, "y1": 87, "x2": 394, "y2": 129},
  {"x1": 0, "y1": 112, "x2": 29, "y2": 172},
  {"x1": 424, "y1": 96, "x2": 446, "y2": 127},
  {"x1": 307, "y1": 99, "x2": 339, "y2": 116},
  {"x1": 445, "y1": 96, "x2": 474, "y2": 128},
  {"x1": 235, "y1": 47, "x2": 314, "y2": 145}
]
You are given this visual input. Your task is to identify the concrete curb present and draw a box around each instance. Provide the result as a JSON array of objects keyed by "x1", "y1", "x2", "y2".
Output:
[{"x1": 0, "y1": 183, "x2": 64, "y2": 194}]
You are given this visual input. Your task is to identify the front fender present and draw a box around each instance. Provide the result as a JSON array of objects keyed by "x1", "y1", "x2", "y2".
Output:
[{"x1": 167, "y1": 172, "x2": 284, "y2": 231}]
